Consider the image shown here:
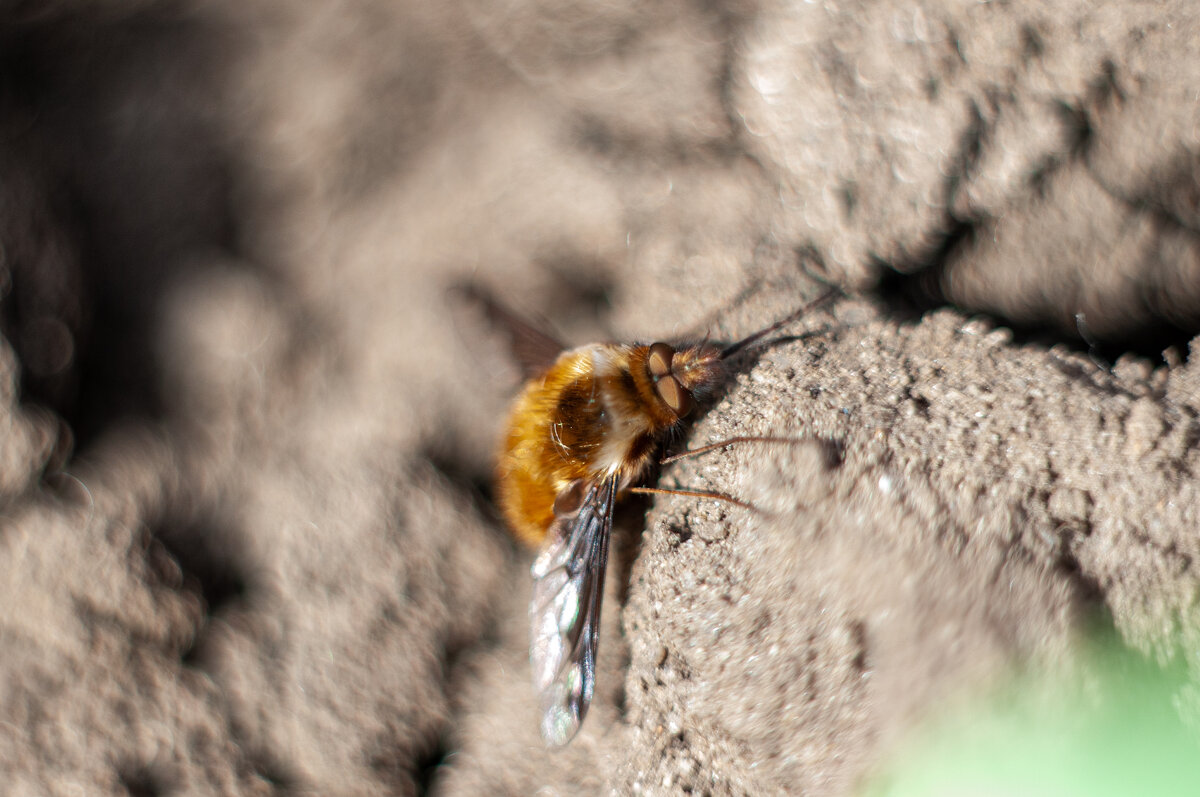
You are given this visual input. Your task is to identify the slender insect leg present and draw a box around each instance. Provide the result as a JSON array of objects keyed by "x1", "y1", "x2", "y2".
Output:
[
  {"x1": 659, "y1": 435, "x2": 805, "y2": 465},
  {"x1": 628, "y1": 485, "x2": 752, "y2": 509}
]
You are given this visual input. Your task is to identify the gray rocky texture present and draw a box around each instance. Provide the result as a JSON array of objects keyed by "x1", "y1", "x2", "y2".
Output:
[{"x1": 1, "y1": 1, "x2": 1199, "y2": 795}]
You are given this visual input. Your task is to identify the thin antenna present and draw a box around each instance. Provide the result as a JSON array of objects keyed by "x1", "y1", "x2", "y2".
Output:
[{"x1": 719, "y1": 287, "x2": 840, "y2": 360}]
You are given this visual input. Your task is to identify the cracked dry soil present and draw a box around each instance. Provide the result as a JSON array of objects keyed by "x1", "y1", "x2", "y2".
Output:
[{"x1": 2, "y1": 1, "x2": 1200, "y2": 795}]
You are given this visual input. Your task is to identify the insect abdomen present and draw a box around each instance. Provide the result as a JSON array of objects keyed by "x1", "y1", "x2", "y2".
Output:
[{"x1": 497, "y1": 349, "x2": 603, "y2": 544}]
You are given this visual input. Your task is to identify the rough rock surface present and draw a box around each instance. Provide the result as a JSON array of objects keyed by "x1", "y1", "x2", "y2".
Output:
[{"x1": 2, "y1": 1, "x2": 1199, "y2": 795}]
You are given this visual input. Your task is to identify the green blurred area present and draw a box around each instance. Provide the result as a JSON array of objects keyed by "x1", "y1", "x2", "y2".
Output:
[{"x1": 864, "y1": 633, "x2": 1200, "y2": 797}]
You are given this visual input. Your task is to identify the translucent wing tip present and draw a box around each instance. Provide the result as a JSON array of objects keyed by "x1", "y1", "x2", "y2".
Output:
[
  {"x1": 528, "y1": 475, "x2": 616, "y2": 746},
  {"x1": 540, "y1": 680, "x2": 584, "y2": 746}
]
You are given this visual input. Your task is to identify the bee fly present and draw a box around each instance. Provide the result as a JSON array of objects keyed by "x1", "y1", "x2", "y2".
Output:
[{"x1": 475, "y1": 285, "x2": 838, "y2": 745}]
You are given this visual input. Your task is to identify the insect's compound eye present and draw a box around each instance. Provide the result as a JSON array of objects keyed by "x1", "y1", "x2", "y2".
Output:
[
  {"x1": 647, "y1": 342, "x2": 675, "y2": 378},
  {"x1": 654, "y1": 373, "x2": 694, "y2": 417}
]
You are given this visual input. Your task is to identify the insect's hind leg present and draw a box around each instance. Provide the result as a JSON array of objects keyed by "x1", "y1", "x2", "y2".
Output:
[
  {"x1": 628, "y1": 485, "x2": 752, "y2": 510},
  {"x1": 658, "y1": 436, "x2": 806, "y2": 465},
  {"x1": 649, "y1": 436, "x2": 839, "y2": 513},
  {"x1": 636, "y1": 437, "x2": 804, "y2": 510}
]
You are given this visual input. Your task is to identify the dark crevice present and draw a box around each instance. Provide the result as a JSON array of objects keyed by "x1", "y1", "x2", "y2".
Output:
[
  {"x1": 611, "y1": 645, "x2": 630, "y2": 720},
  {"x1": 1045, "y1": 355, "x2": 1144, "y2": 401},
  {"x1": 1088, "y1": 58, "x2": 1123, "y2": 108},
  {"x1": 148, "y1": 513, "x2": 251, "y2": 667},
  {"x1": 412, "y1": 731, "x2": 452, "y2": 796},
  {"x1": 669, "y1": 522, "x2": 694, "y2": 546},
  {"x1": 116, "y1": 761, "x2": 172, "y2": 797},
  {"x1": 61, "y1": 285, "x2": 164, "y2": 449},
  {"x1": 955, "y1": 100, "x2": 988, "y2": 186},
  {"x1": 874, "y1": 213, "x2": 1197, "y2": 366},
  {"x1": 1013, "y1": 315, "x2": 1193, "y2": 368},
  {"x1": 1055, "y1": 98, "x2": 1095, "y2": 160},
  {"x1": 243, "y1": 746, "x2": 301, "y2": 795},
  {"x1": 872, "y1": 220, "x2": 973, "y2": 315},
  {"x1": 0, "y1": 6, "x2": 254, "y2": 454},
  {"x1": 876, "y1": 277, "x2": 1197, "y2": 368},
  {"x1": 1019, "y1": 23, "x2": 1045, "y2": 62},
  {"x1": 871, "y1": 54, "x2": 1198, "y2": 363},
  {"x1": 812, "y1": 436, "x2": 846, "y2": 471},
  {"x1": 160, "y1": 523, "x2": 249, "y2": 619},
  {"x1": 848, "y1": 619, "x2": 868, "y2": 674}
]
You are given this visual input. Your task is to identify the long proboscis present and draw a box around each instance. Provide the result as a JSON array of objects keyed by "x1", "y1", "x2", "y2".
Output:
[{"x1": 719, "y1": 287, "x2": 840, "y2": 360}]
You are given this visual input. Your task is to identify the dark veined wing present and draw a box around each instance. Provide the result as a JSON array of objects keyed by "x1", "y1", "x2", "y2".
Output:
[
  {"x1": 529, "y1": 474, "x2": 619, "y2": 746},
  {"x1": 450, "y1": 283, "x2": 565, "y2": 378}
]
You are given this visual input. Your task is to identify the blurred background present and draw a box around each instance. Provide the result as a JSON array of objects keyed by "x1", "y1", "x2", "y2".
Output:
[{"x1": 2, "y1": 1, "x2": 1199, "y2": 794}]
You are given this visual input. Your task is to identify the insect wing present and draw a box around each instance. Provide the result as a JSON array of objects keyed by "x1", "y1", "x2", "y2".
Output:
[
  {"x1": 452, "y1": 283, "x2": 566, "y2": 377},
  {"x1": 529, "y1": 474, "x2": 618, "y2": 746}
]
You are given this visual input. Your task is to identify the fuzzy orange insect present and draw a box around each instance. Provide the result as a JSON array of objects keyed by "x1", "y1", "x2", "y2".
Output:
[
  {"x1": 496, "y1": 341, "x2": 723, "y2": 545},
  {"x1": 489, "y1": 288, "x2": 836, "y2": 745}
]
